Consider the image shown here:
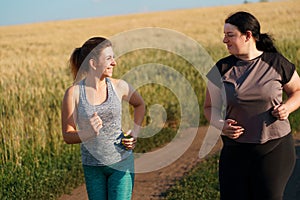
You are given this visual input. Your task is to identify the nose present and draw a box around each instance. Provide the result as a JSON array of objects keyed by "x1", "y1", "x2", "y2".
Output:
[
  {"x1": 223, "y1": 36, "x2": 229, "y2": 44},
  {"x1": 111, "y1": 58, "x2": 116, "y2": 66}
]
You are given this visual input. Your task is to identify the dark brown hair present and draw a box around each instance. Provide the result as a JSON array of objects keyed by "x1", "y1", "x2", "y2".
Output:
[
  {"x1": 69, "y1": 37, "x2": 112, "y2": 80},
  {"x1": 225, "y1": 11, "x2": 277, "y2": 53}
]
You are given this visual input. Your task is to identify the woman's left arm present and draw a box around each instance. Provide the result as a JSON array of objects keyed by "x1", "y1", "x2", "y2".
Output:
[
  {"x1": 272, "y1": 71, "x2": 300, "y2": 120},
  {"x1": 124, "y1": 83, "x2": 145, "y2": 138},
  {"x1": 114, "y1": 79, "x2": 145, "y2": 137}
]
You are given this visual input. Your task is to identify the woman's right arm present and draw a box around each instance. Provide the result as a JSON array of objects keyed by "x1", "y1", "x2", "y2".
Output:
[
  {"x1": 204, "y1": 81, "x2": 244, "y2": 139},
  {"x1": 61, "y1": 86, "x2": 100, "y2": 144},
  {"x1": 203, "y1": 81, "x2": 225, "y2": 130}
]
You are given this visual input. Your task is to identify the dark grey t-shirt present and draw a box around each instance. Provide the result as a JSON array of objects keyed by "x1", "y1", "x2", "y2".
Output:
[{"x1": 207, "y1": 52, "x2": 295, "y2": 144}]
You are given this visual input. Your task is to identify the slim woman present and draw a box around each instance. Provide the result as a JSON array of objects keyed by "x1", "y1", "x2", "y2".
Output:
[
  {"x1": 204, "y1": 11, "x2": 300, "y2": 200},
  {"x1": 61, "y1": 37, "x2": 145, "y2": 200}
]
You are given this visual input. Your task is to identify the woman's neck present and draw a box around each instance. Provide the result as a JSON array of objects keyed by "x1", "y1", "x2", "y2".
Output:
[
  {"x1": 235, "y1": 46, "x2": 263, "y2": 61},
  {"x1": 85, "y1": 76, "x2": 106, "y2": 90}
]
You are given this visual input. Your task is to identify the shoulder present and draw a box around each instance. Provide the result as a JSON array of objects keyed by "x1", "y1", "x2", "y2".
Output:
[
  {"x1": 215, "y1": 55, "x2": 237, "y2": 74},
  {"x1": 216, "y1": 55, "x2": 237, "y2": 65},
  {"x1": 261, "y1": 52, "x2": 294, "y2": 66},
  {"x1": 64, "y1": 85, "x2": 75, "y2": 97},
  {"x1": 216, "y1": 54, "x2": 237, "y2": 65},
  {"x1": 65, "y1": 84, "x2": 80, "y2": 95},
  {"x1": 109, "y1": 78, "x2": 129, "y2": 91},
  {"x1": 262, "y1": 52, "x2": 295, "y2": 84},
  {"x1": 206, "y1": 55, "x2": 237, "y2": 88},
  {"x1": 63, "y1": 84, "x2": 80, "y2": 103},
  {"x1": 109, "y1": 78, "x2": 131, "y2": 99},
  {"x1": 261, "y1": 51, "x2": 295, "y2": 70}
]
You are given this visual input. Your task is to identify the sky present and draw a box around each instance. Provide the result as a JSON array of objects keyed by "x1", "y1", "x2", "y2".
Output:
[{"x1": 0, "y1": 0, "x2": 261, "y2": 26}]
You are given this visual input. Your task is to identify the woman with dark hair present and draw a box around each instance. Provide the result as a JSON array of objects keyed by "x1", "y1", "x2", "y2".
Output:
[
  {"x1": 204, "y1": 11, "x2": 300, "y2": 200},
  {"x1": 61, "y1": 37, "x2": 145, "y2": 200}
]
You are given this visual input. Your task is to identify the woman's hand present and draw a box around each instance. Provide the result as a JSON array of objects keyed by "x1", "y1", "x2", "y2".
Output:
[
  {"x1": 272, "y1": 104, "x2": 289, "y2": 120},
  {"x1": 90, "y1": 112, "x2": 103, "y2": 135},
  {"x1": 221, "y1": 119, "x2": 244, "y2": 139},
  {"x1": 122, "y1": 130, "x2": 137, "y2": 150}
]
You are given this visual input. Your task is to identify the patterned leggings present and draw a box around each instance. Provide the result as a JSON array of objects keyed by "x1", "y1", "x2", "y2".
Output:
[{"x1": 83, "y1": 155, "x2": 134, "y2": 200}]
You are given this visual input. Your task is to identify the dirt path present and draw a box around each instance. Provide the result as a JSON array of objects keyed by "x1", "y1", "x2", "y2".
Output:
[{"x1": 58, "y1": 127, "x2": 300, "y2": 200}]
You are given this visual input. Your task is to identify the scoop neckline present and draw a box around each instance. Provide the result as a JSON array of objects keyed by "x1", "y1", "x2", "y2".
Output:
[{"x1": 82, "y1": 78, "x2": 110, "y2": 107}]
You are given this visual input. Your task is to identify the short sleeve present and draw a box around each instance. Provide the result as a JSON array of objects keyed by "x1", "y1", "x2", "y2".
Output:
[
  {"x1": 261, "y1": 52, "x2": 295, "y2": 85},
  {"x1": 206, "y1": 55, "x2": 237, "y2": 88},
  {"x1": 280, "y1": 56, "x2": 295, "y2": 85},
  {"x1": 206, "y1": 65, "x2": 222, "y2": 88}
]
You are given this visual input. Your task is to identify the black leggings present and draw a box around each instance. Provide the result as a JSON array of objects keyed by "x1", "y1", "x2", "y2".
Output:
[{"x1": 219, "y1": 133, "x2": 296, "y2": 200}]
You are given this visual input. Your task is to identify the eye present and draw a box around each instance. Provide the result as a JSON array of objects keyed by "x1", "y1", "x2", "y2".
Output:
[{"x1": 224, "y1": 34, "x2": 235, "y2": 38}]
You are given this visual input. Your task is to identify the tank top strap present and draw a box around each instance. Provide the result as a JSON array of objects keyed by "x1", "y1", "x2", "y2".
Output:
[
  {"x1": 106, "y1": 77, "x2": 113, "y2": 95},
  {"x1": 78, "y1": 80, "x2": 86, "y2": 104},
  {"x1": 106, "y1": 78, "x2": 121, "y2": 103}
]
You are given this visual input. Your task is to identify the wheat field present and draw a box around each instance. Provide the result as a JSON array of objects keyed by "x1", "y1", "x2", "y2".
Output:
[{"x1": 0, "y1": 0, "x2": 299, "y2": 199}]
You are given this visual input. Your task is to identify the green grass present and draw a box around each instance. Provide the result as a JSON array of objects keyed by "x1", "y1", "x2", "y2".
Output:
[
  {"x1": 163, "y1": 154, "x2": 220, "y2": 200},
  {"x1": 0, "y1": 145, "x2": 84, "y2": 200}
]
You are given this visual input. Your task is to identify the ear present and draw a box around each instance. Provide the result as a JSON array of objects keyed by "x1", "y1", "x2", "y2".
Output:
[
  {"x1": 89, "y1": 58, "x2": 97, "y2": 70},
  {"x1": 245, "y1": 31, "x2": 253, "y2": 42}
]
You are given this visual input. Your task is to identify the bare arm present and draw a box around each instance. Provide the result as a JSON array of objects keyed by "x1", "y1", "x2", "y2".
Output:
[
  {"x1": 272, "y1": 70, "x2": 300, "y2": 120},
  {"x1": 61, "y1": 86, "x2": 100, "y2": 144},
  {"x1": 204, "y1": 81, "x2": 244, "y2": 139},
  {"x1": 120, "y1": 80, "x2": 145, "y2": 138},
  {"x1": 113, "y1": 79, "x2": 145, "y2": 149},
  {"x1": 204, "y1": 81, "x2": 224, "y2": 130}
]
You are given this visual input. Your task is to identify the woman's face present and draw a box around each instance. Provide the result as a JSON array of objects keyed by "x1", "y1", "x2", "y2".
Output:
[
  {"x1": 223, "y1": 23, "x2": 248, "y2": 56},
  {"x1": 95, "y1": 46, "x2": 116, "y2": 78}
]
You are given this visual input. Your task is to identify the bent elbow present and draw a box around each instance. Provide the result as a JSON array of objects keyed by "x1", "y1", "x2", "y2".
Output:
[
  {"x1": 62, "y1": 132, "x2": 77, "y2": 144},
  {"x1": 62, "y1": 135, "x2": 72, "y2": 144},
  {"x1": 63, "y1": 138, "x2": 73, "y2": 144}
]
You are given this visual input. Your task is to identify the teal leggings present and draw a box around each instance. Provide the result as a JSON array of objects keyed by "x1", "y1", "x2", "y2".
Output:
[{"x1": 83, "y1": 155, "x2": 134, "y2": 200}]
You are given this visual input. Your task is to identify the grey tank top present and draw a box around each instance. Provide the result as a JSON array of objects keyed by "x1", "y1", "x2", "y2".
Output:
[{"x1": 77, "y1": 78, "x2": 131, "y2": 166}]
